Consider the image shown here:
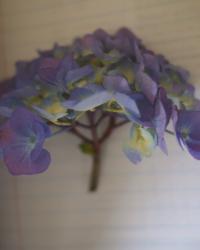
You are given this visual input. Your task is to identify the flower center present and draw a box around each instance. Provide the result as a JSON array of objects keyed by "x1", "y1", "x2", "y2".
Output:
[
  {"x1": 181, "y1": 127, "x2": 189, "y2": 140},
  {"x1": 29, "y1": 135, "x2": 37, "y2": 148}
]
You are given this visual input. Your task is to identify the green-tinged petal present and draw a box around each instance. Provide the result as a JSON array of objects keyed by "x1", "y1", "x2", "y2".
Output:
[
  {"x1": 33, "y1": 106, "x2": 72, "y2": 126},
  {"x1": 117, "y1": 60, "x2": 135, "y2": 83},
  {"x1": 26, "y1": 91, "x2": 74, "y2": 125},
  {"x1": 180, "y1": 95, "x2": 197, "y2": 109},
  {"x1": 124, "y1": 126, "x2": 156, "y2": 164},
  {"x1": 103, "y1": 99, "x2": 124, "y2": 113},
  {"x1": 63, "y1": 86, "x2": 112, "y2": 111}
]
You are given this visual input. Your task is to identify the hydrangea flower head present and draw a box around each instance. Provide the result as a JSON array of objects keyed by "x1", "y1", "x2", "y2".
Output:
[{"x1": 0, "y1": 27, "x2": 200, "y2": 176}]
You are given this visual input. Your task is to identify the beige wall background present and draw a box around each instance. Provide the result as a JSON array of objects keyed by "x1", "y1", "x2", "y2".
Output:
[{"x1": 1, "y1": 0, "x2": 200, "y2": 250}]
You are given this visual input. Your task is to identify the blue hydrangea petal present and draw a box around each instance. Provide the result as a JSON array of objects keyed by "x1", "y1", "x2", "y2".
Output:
[
  {"x1": 114, "y1": 28, "x2": 142, "y2": 60},
  {"x1": 158, "y1": 88, "x2": 172, "y2": 125},
  {"x1": 4, "y1": 145, "x2": 50, "y2": 175},
  {"x1": 56, "y1": 55, "x2": 78, "y2": 84},
  {"x1": 153, "y1": 95, "x2": 167, "y2": 153},
  {"x1": 33, "y1": 106, "x2": 68, "y2": 125},
  {"x1": 175, "y1": 110, "x2": 200, "y2": 158},
  {"x1": 38, "y1": 57, "x2": 60, "y2": 84},
  {"x1": 0, "y1": 107, "x2": 51, "y2": 175},
  {"x1": 130, "y1": 93, "x2": 154, "y2": 125},
  {"x1": 123, "y1": 145, "x2": 142, "y2": 164},
  {"x1": 178, "y1": 111, "x2": 200, "y2": 141},
  {"x1": 63, "y1": 87, "x2": 112, "y2": 111},
  {"x1": 143, "y1": 53, "x2": 160, "y2": 81},
  {"x1": 123, "y1": 125, "x2": 156, "y2": 164},
  {"x1": 94, "y1": 29, "x2": 114, "y2": 51},
  {"x1": 65, "y1": 65, "x2": 93, "y2": 84},
  {"x1": 185, "y1": 141, "x2": 200, "y2": 160},
  {"x1": 114, "y1": 93, "x2": 140, "y2": 118},
  {"x1": 103, "y1": 75, "x2": 131, "y2": 94},
  {"x1": 15, "y1": 59, "x2": 40, "y2": 88},
  {"x1": 39, "y1": 55, "x2": 78, "y2": 88},
  {"x1": 8, "y1": 107, "x2": 44, "y2": 137},
  {"x1": 136, "y1": 71, "x2": 158, "y2": 104}
]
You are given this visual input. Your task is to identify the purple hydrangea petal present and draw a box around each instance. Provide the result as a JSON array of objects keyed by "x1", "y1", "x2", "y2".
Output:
[
  {"x1": 84, "y1": 83, "x2": 104, "y2": 92},
  {"x1": 0, "y1": 107, "x2": 51, "y2": 175},
  {"x1": 72, "y1": 91, "x2": 112, "y2": 111},
  {"x1": 15, "y1": 59, "x2": 40, "y2": 88},
  {"x1": 30, "y1": 149, "x2": 51, "y2": 172},
  {"x1": 153, "y1": 94, "x2": 167, "y2": 152},
  {"x1": 33, "y1": 106, "x2": 67, "y2": 124},
  {"x1": 38, "y1": 57, "x2": 60, "y2": 84},
  {"x1": 9, "y1": 107, "x2": 44, "y2": 137},
  {"x1": 65, "y1": 65, "x2": 93, "y2": 84},
  {"x1": 114, "y1": 93, "x2": 140, "y2": 118},
  {"x1": 176, "y1": 111, "x2": 200, "y2": 141},
  {"x1": 158, "y1": 88, "x2": 172, "y2": 125},
  {"x1": 123, "y1": 145, "x2": 142, "y2": 164},
  {"x1": 131, "y1": 93, "x2": 154, "y2": 125},
  {"x1": 113, "y1": 28, "x2": 142, "y2": 60},
  {"x1": 81, "y1": 34, "x2": 104, "y2": 57},
  {"x1": 56, "y1": 55, "x2": 78, "y2": 84},
  {"x1": 185, "y1": 141, "x2": 200, "y2": 160},
  {"x1": 0, "y1": 78, "x2": 16, "y2": 98},
  {"x1": 4, "y1": 146, "x2": 50, "y2": 175},
  {"x1": 39, "y1": 55, "x2": 78, "y2": 88},
  {"x1": 103, "y1": 75, "x2": 131, "y2": 94},
  {"x1": 136, "y1": 71, "x2": 158, "y2": 104},
  {"x1": 172, "y1": 106, "x2": 184, "y2": 149},
  {"x1": 175, "y1": 110, "x2": 200, "y2": 158},
  {"x1": 93, "y1": 29, "x2": 114, "y2": 51},
  {"x1": 143, "y1": 53, "x2": 161, "y2": 81},
  {"x1": 159, "y1": 137, "x2": 168, "y2": 155},
  {"x1": 63, "y1": 87, "x2": 112, "y2": 111},
  {"x1": 144, "y1": 53, "x2": 160, "y2": 74}
]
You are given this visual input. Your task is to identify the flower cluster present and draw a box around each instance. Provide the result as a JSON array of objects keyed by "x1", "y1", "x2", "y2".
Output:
[{"x1": 0, "y1": 27, "x2": 200, "y2": 175}]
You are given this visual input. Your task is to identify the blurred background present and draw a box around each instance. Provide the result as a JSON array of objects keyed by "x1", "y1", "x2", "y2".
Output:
[{"x1": 1, "y1": 0, "x2": 200, "y2": 249}]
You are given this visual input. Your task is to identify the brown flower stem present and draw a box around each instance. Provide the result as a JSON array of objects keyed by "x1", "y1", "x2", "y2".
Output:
[
  {"x1": 70, "y1": 112, "x2": 127, "y2": 192},
  {"x1": 89, "y1": 147, "x2": 101, "y2": 192},
  {"x1": 69, "y1": 111, "x2": 175, "y2": 192},
  {"x1": 87, "y1": 112, "x2": 101, "y2": 191},
  {"x1": 73, "y1": 113, "x2": 118, "y2": 191},
  {"x1": 88, "y1": 115, "x2": 116, "y2": 191}
]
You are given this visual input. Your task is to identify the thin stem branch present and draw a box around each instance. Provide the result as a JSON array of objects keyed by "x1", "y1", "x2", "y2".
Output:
[
  {"x1": 50, "y1": 127, "x2": 68, "y2": 137},
  {"x1": 70, "y1": 126, "x2": 92, "y2": 143},
  {"x1": 87, "y1": 112, "x2": 98, "y2": 142},
  {"x1": 95, "y1": 113, "x2": 107, "y2": 126},
  {"x1": 165, "y1": 129, "x2": 174, "y2": 135},
  {"x1": 114, "y1": 119, "x2": 130, "y2": 128},
  {"x1": 75, "y1": 121, "x2": 92, "y2": 129},
  {"x1": 99, "y1": 116, "x2": 115, "y2": 143}
]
